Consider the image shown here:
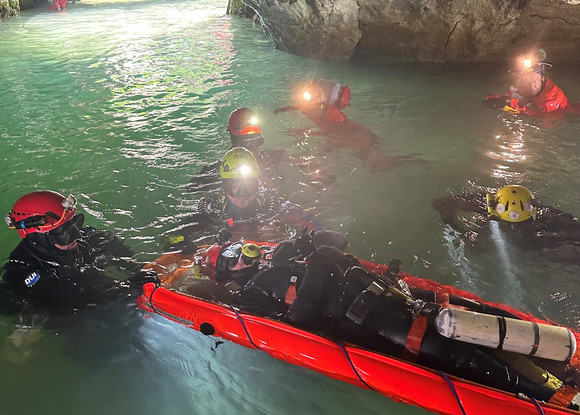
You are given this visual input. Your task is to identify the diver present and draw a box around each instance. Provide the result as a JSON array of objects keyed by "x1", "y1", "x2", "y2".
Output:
[
  {"x1": 234, "y1": 229, "x2": 349, "y2": 316},
  {"x1": 188, "y1": 107, "x2": 334, "y2": 193},
  {"x1": 1, "y1": 190, "x2": 155, "y2": 313},
  {"x1": 168, "y1": 147, "x2": 322, "y2": 249},
  {"x1": 432, "y1": 184, "x2": 580, "y2": 263},
  {"x1": 273, "y1": 78, "x2": 349, "y2": 127},
  {"x1": 274, "y1": 79, "x2": 423, "y2": 170},
  {"x1": 484, "y1": 53, "x2": 570, "y2": 116},
  {"x1": 264, "y1": 230, "x2": 580, "y2": 408}
]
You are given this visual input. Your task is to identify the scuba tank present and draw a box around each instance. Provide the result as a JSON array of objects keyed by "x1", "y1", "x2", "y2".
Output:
[
  {"x1": 435, "y1": 308, "x2": 577, "y2": 362},
  {"x1": 309, "y1": 78, "x2": 351, "y2": 110}
]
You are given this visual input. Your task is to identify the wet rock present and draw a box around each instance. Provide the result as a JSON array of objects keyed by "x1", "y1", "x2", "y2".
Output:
[
  {"x1": 232, "y1": 0, "x2": 580, "y2": 63},
  {"x1": 0, "y1": 0, "x2": 20, "y2": 18}
]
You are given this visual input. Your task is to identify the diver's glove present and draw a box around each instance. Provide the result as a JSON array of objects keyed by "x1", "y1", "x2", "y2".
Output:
[
  {"x1": 162, "y1": 234, "x2": 197, "y2": 255},
  {"x1": 216, "y1": 228, "x2": 233, "y2": 246},
  {"x1": 129, "y1": 268, "x2": 160, "y2": 287},
  {"x1": 294, "y1": 227, "x2": 316, "y2": 257},
  {"x1": 483, "y1": 94, "x2": 510, "y2": 109}
]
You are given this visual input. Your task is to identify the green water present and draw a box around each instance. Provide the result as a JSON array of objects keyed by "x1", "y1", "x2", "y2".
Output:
[{"x1": 1, "y1": 1, "x2": 580, "y2": 414}]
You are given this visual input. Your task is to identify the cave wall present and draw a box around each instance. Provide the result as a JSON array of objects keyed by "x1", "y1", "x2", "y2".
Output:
[{"x1": 235, "y1": 0, "x2": 580, "y2": 63}]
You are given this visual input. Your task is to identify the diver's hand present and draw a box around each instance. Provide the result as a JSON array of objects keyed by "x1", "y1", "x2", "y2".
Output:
[
  {"x1": 483, "y1": 94, "x2": 509, "y2": 109},
  {"x1": 273, "y1": 105, "x2": 300, "y2": 115},
  {"x1": 129, "y1": 268, "x2": 159, "y2": 287},
  {"x1": 216, "y1": 228, "x2": 233, "y2": 245},
  {"x1": 161, "y1": 234, "x2": 197, "y2": 254},
  {"x1": 294, "y1": 227, "x2": 316, "y2": 256}
]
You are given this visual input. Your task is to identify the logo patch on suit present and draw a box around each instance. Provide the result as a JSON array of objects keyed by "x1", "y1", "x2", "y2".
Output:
[{"x1": 24, "y1": 272, "x2": 40, "y2": 287}]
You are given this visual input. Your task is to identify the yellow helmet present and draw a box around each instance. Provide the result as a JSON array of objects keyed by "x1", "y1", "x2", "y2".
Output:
[
  {"x1": 241, "y1": 242, "x2": 261, "y2": 265},
  {"x1": 486, "y1": 185, "x2": 536, "y2": 223},
  {"x1": 220, "y1": 147, "x2": 260, "y2": 180}
]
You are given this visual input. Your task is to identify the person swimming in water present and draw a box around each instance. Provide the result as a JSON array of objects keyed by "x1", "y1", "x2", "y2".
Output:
[
  {"x1": 169, "y1": 147, "x2": 323, "y2": 249},
  {"x1": 188, "y1": 107, "x2": 334, "y2": 193},
  {"x1": 432, "y1": 184, "x2": 580, "y2": 264},
  {"x1": 274, "y1": 78, "x2": 423, "y2": 170},
  {"x1": 483, "y1": 51, "x2": 577, "y2": 118},
  {"x1": 1, "y1": 190, "x2": 154, "y2": 313}
]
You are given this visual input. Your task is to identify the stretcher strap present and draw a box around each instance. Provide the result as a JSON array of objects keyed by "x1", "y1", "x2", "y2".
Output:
[
  {"x1": 434, "y1": 292, "x2": 450, "y2": 308},
  {"x1": 548, "y1": 384, "x2": 577, "y2": 408},
  {"x1": 402, "y1": 314, "x2": 428, "y2": 362},
  {"x1": 284, "y1": 276, "x2": 298, "y2": 306},
  {"x1": 439, "y1": 371, "x2": 467, "y2": 415}
]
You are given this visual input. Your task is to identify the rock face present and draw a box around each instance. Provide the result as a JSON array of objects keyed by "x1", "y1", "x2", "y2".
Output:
[
  {"x1": 0, "y1": 0, "x2": 20, "y2": 18},
  {"x1": 238, "y1": 0, "x2": 580, "y2": 63}
]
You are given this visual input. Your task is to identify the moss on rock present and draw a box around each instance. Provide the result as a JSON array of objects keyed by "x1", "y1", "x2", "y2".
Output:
[{"x1": 0, "y1": 0, "x2": 20, "y2": 18}]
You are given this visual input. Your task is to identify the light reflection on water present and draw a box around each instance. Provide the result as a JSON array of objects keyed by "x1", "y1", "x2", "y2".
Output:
[{"x1": 1, "y1": 0, "x2": 580, "y2": 414}]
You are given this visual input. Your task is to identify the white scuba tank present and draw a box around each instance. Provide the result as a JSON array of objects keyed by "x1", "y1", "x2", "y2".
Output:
[{"x1": 434, "y1": 308, "x2": 577, "y2": 362}]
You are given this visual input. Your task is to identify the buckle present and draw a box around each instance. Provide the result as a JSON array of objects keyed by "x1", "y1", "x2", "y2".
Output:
[{"x1": 368, "y1": 281, "x2": 385, "y2": 295}]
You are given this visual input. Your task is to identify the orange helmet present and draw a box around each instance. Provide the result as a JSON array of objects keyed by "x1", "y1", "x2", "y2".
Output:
[
  {"x1": 227, "y1": 108, "x2": 265, "y2": 148},
  {"x1": 6, "y1": 191, "x2": 77, "y2": 238}
]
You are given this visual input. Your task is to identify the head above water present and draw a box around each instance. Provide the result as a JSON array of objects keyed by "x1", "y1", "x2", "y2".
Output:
[
  {"x1": 6, "y1": 190, "x2": 83, "y2": 250},
  {"x1": 486, "y1": 185, "x2": 536, "y2": 223},
  {"x1": 227, "y1": 108, "x2": 265, "y2": 150},
  {"x1": 220, "y1": 147, "x2": 260, "y2": 209},
  {"x1": 6, "y1": 191, "x2": 77, "y2": 238},
  {"x1": 515, "y1": 71, "x2": 544, "y2": 97},
  {"x1": 301, "y1": 83, "x2": 327, "y2": 106}
]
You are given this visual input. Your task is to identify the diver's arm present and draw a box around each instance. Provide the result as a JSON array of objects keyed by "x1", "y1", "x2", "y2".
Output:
[
  {"x1": 432, "y1": 193, "x2": 486, "y2": 227},
  {"x1": 273, "y1": 105, "x2": 302, "y2": 115}
]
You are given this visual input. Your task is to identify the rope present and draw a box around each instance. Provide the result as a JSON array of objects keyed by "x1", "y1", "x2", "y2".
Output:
[
  {"x1": 530, "y1": 397, "x2": 546, "y2": 415},
  {"x1": 230, "y1": 305, "x2": 261, "y2": 350},
  {"x1": 228, "y1": 307, "x2": 376, "y2": 394},
  {"x1": 334, "y1": 341, "x2": 376, "y2": 391},
  {"x1": 147, "y1": 284, "x2": 160, "y2": 315},
  {"x1": 439, "y1": 370, "x2": 467, "y2": 415}
]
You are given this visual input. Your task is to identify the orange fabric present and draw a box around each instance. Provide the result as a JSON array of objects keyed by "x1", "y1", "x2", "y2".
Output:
[
  {"x1": 533, "y1": 78, "x2": 568, "y2": 113},
  {"x1": 548, "y1": 384, "x2": 578, "y2": 408},
  {"x1": 285, "y1": 282, "x2": 297, "y2": 306},
  {"x1": 402, "y1": 314, "x2": 428, "y2": 362},
  {"x1": 323, "y1": 105, "x2": 347, "y2": 123},
  {"x1": 509, "y1": 78, "x2": 569, "y2": 116},
  {"x1": 434, "y1": 292, "x2": 450, "y2": 308}
]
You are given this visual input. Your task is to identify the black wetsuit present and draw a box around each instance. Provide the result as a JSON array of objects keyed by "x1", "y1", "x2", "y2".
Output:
[
  {"x1": 169, "y1": 189, "x2": 322, "y2": 250},
  {"x1": 1, "y1": 227, "x2": 148, "y2": 313},
  {"x1": 432, "y1": 192, "x2": 580, "y2": 263},
  {"x1": 187, "y1": 149, "x2": 334, "y2": 194}
]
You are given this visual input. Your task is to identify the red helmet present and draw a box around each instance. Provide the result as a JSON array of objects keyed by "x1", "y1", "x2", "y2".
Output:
[
  {"x1": 227, "y1": 108, "x2": 262, "y2": 136},
  {"x1": 6, "y1": 190, "x2": 77, "y2": 238}
]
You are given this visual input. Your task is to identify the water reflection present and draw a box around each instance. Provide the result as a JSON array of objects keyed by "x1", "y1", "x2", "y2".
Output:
[{"x1": 487, "y1": 118, "x2": 530, "y2": 183}]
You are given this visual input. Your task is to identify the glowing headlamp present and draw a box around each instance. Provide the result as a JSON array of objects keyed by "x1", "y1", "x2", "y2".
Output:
[{"x1": 238, "y1": 164, "x2": 251, "y2": 177}]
